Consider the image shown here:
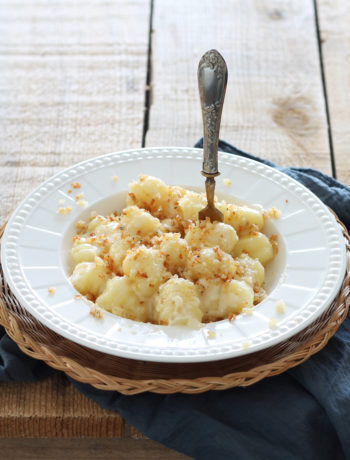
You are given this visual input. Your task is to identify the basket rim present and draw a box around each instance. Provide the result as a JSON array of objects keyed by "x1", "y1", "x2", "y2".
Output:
[{"x1": 0, "y1": 214, "x2": 349, "y2": 394}]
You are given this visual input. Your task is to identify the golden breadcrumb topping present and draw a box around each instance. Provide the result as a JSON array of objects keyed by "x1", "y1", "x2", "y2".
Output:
[{"x1": 69, "y1": 175, "x2": 278, "y2": 327}]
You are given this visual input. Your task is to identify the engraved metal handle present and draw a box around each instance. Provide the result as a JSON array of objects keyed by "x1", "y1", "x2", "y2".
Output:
[{"x1": 198, "y1": 49, "x2": 228, "y2": 177}]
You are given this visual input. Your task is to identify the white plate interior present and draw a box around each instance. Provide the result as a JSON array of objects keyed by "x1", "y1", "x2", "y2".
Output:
[{"x1": 1, "y1": 147, "x2": 347, "y2": 362}]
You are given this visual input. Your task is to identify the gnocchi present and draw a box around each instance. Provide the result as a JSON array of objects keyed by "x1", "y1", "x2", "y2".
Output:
[
  {"x1": 70, "y1": 175, "x2": 279, "y2": 326},
  {"x1": 154, "y1": 276, "x2": 202, "y2": 327},
  {"x1": 184, "y1": 220, "x2": 238, "y2": 253},
  {"x1": 96, "y1": 276, "x2": 148, "y2": 321}
]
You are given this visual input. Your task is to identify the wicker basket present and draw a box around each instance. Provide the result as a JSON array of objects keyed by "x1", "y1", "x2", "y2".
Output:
[{"x1": 0, "y1": 216, "x2": 349, "y2": 394}]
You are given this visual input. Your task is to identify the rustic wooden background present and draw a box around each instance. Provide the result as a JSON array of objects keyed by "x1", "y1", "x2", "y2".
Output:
[{"x1": 0, "y1": 0, "x2": 349, "y2": 458}]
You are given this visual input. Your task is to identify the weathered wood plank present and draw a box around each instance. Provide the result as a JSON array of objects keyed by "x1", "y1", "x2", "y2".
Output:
[
  {"x1": 146, "y1": 0, "x2": 331, "y2": 174},
  {"x1": 0, "y1": 0, "x2": 153, "y2": 443},
  {"x1": 0, "y1": 374, "x2": 124, "y2": 437},
  {"x1": 0, "y1": 374, "x2": 190, "y2": 458},
  {"x1": 0, "y1": 0, "x2": 150, "y2": 226},
  {"x1": 0, "y1": 438, "x2": 192, "y2": 460},
  {"x1": 317, "y1": 0, "x2": 350, "y2": 185}
]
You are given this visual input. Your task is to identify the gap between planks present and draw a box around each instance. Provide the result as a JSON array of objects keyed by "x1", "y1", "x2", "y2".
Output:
[
  {"x1": 313, "y1": 0, "x2": 336, "y2": 178},
  {"x1": 142, "y1": 0, "x2": 154, "y2": 147},
  {"x1": 144, "y1": 0, "x2": 332, "y2": 176}
]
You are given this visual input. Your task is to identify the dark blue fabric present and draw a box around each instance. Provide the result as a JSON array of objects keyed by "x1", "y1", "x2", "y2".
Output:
[
  {"x1": 0, "y1": 326, "x2": 54, "y2": 381},
  {"x1": 1, "y1": 141, "x2": 350, "y2": 460}
]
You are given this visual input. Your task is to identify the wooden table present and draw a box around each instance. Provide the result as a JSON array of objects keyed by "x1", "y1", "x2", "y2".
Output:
[{"x1": 1, "y1": 1, "x2": 349, "y2": 458}]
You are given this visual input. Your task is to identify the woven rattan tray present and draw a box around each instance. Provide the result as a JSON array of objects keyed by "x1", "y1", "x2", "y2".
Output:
[{"x1": 0, "y1": 216, "x2": 349, "y2": 394}]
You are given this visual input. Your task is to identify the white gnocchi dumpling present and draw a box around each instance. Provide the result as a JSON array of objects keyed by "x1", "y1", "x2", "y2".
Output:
[
  {"x1": 71, "y1": 243, "x2": 100, "y2": 264},
  {"x1": 233, "y1": 232, "x2": 274, "y2": 265},
  {"x1": 153, "y1": 276, "x2": 202, "y2": 326},
  {"x1": 235, "y1": 253, "x2": 265, "y2": 287},
  {"x1": 127, "y1": 175, "x2": 169, "y2": 213},
  {"x1": 120, "y1": 205, "x2": 162, "y2": 238},
  {"x1": 160, "y1": 218, "x2": 182, "y2": 233},
  {"x1": 218, "y1": 203, "x2": 264, "y2": 232},
  {"x1": 161, "y1": 185, "x2": 187, "y2": 218},
  {"x1": 70, "y1": 258, "x2": 109, "y2": 298},
  {"x1": 122, "y1": 245, "x2": 171, "y2": 298},
  {"x1": 178, "y1": 191, "x2": 207, "y2": 221},
  {"x1": 220, "y1": 279, "x2": 254, "y2": 315},
  {"x1": 87, "y1": 215, "x2": 120, "y2": 236},
  {"x1": 96, "y1": 276, "x2": 148, "y2": 321},
  {"x1": 185, "y1": 220, "x2": 238, "y2": 253},
  {"x1": 197, "y1": 279, "x2": 254, "y2": 321},
  {"x1": 109, "y1": 238, "x2": 134, "y2": 272},
  {"x1": 87, "y1": 215, "x2": 106, "y2": 233},
  {"x1": 127, "y1": 175, "x2": 187, "y2": 219},
  {"x1": 185, "y1": 247, "x2": 237, "y2": 281},
  {"x1": 152, "y1": 233, "x2": 188, "y2": 274}
]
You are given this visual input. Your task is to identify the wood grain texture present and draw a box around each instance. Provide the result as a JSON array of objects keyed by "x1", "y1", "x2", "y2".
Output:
[
  {"x1": 0, "y1": 0, "x2": 150, "y2": 226},
  {"x1": 0, "y1": 0, "x2": 152, "y2": 444},
  {"x1": 0, "y1": 438, "x2": 192, "y2": 460},
  {"x1": 0, "y1": 374, "x2": 125, "y2": 437},
  {"x1": 0, "y1": 372, "x2": 157, "y2": 440},
  {"x1": 317, "y1": 0, "x2": 350, "y2": 185},
  {"x1": 146, "y1": 0, "x2": 331, "y2": 173}
]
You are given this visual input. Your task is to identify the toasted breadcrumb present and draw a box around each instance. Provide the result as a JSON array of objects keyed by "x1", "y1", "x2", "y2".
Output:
[
  {"x1": 269, "y1": 317, "x2": 278, "y2": 329},
  {"x1": 67, "y1": 189, "x2": 72, "y2": 194},
  {"x1": 207, "y1": 330, "x2": 216, "y2": 339},
  {"x1": 75, "y1": 220, "x2": 87, "y2": 231},
  {"x1": 69, "y1": 176, "x2": 280, "y2": 326},
  {"x1": 267, "y1": 207, "x2": 281, "y2": 219},
  {"x1": 56, "y1": 206, "x2": 72, "y2": 215},
  {"x1": 269, "y1": 234, "x2": 279, "y2": 255},
  {"x1": 71, "y1": 182, "x2": 81, "y2": 189},
  {"x1": 77, "y1": 199, "x2": 88, "y2": 207},
  {"x1": 48, "y1": 287, "x2": 56, "y2": 294},
  {"x1": 112, "y1": 175, "x2": 119, "y2": 182},
  {"x1": 276, "y1": 299, "x2": 285, "y2": 314},
  {"x1": 223, "y1": 178, "x2": 232, "y2": 187},
  {"x1": 90, "y1": 304, "x2": 105, "y2": 318},
  {"x1": 74, "y1": 294, "x2": 82, "y2": 299}
]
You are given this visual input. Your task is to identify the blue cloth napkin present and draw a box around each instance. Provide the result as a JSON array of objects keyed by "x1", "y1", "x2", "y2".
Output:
[{"x1": 1, "y1": 141, "x2": 350, "y2": 460}]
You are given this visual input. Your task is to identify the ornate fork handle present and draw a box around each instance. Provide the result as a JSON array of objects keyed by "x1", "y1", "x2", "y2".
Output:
[{"x1": 198, "y1": 49, "x2": 228, "y2": 177}]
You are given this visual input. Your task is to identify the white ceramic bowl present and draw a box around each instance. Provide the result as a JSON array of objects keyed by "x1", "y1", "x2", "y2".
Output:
[{"x1": 1, "y1": 147, "x2": 347, "y2": 362}]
